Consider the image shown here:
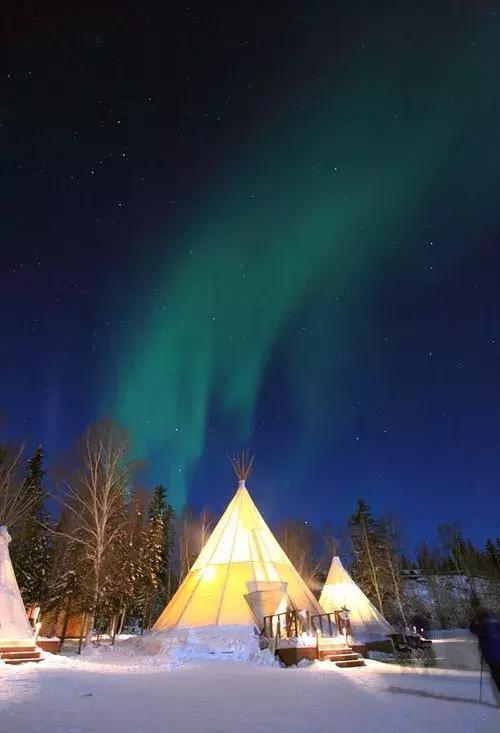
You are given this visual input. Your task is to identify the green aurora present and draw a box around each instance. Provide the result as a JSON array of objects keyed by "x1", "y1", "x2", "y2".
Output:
[{"x1": 111, "y1": 29, "x2": 498, "y2": 507}]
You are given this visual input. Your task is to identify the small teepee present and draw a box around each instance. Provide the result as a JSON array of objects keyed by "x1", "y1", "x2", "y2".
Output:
[
  {"x1": 319, "y1": 556, "x2": 393, "y2": 643},
  {"x1": 0, "y1": 525, "x2": 35, "y2": 643},
  {"x1": 154, "y1": 455, "x2": 323, "y2": 630}
]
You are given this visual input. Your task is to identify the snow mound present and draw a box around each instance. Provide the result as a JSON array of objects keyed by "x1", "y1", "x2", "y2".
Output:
[
  {"x1": 367, "y1": 650, "x2": 396, "y2": 663},
  {"x1": 92, "y1": 625, "x2": 278, "y2": 668},
  {"x1": 276, "y1": 634, "x2": 317, "y2": 648}
]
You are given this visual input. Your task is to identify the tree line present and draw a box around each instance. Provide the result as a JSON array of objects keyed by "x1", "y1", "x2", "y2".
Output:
[{"x1": 1, "y1": 419, "x2": 499, "y2": 642}]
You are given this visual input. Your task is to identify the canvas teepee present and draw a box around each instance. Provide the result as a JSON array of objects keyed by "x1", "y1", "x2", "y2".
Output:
[
  {"x1": 154, "y1": 456, "x2": 323, "y2": 630},
  {"x1": 319, "y1": 556, "x2": 393, "y2": 642},
  {"x1": 0, "y1": 526, "x2": 35, "y2": 643}
]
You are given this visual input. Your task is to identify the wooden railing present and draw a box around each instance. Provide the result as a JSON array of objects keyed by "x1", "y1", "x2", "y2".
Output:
[
  {"x1": 262, "y1": 610, "x2": 338, "y2": 640},
  {"x1": 262, "y1": 610, "x2": 311, "y2": 640},
  {"x1": 310, "y1": 612, "x2": 337, "y2": 638}
]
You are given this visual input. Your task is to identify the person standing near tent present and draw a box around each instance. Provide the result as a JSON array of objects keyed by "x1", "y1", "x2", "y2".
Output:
[{"x1": 470, "y1": 609, "x2": 500, "y2": 705}]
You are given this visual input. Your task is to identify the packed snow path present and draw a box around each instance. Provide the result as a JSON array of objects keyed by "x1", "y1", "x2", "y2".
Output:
[
  {"x1": 429, "y1": 629, "x2": 483, "y2": 671},
  {"x1": 1, "y1": 655, "x2": 498, "y2": 733}
]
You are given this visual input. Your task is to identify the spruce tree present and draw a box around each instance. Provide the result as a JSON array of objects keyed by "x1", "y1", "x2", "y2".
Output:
[
  {"x1": 485, "y1": 538, "x2": 500, "y2": 576},
  {"x1": 104, "y1": 498, "x2": 146, "y2": 632},
  {"x1": 43, "y1": 512, "x2": 84, "y2": 644},
  {"x1": 417, "y1": 543, "x2": 436, "y2": 573},
  {"x1": 11, "y1": 446, "x2": 51, "y2": 607},
  {"x1": 140, "y1": 507, "x2": 164, "y2": 628},
  {"x1": 348, "y1": 498, "x2": 386, "y2": 613},
  {"x1": 148, "y1": 485, "x2": 175, "y2": 618}
]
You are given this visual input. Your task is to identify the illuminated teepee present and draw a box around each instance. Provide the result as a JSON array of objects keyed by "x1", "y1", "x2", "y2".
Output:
[
  {"x1": 0, "y1": 526, "x2": 35, "y2": 643},
  {"x1": 154, "y1": 455, "x2": 323, "y2": 630},
  {"x1": 319, "y1": 556, "x2": 393, "y2": 642}
]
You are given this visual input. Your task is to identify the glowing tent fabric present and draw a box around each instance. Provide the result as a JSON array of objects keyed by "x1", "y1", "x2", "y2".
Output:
[
  {"x1": 154, "y1": 481, "x2": 323, "y2": 629},
  {"x1": 319, "y1": 555, "x2": 393, "y2": 642},
  {"x1": 244, "y1": 581, "x2": 288, "y2": 628},
  {"x1": 0, "y1": 526, "x2": 34, "y2": 642}
]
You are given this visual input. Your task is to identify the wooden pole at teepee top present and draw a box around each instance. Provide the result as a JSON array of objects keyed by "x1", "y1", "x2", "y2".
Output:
[{"x1": 229, "y1": 450, "x2": 254, "y2": 483}]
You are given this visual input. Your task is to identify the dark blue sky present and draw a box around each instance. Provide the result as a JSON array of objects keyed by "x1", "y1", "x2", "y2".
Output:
[{"x1": 2, "y1": 2, "x2": 500, "y2": 551}]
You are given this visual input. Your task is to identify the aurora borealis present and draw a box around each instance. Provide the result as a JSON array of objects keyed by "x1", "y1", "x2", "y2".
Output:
[
  {"x1": 3, "y1": 2, "x2": 500, "y2": 544},
  {"x1": 113, "y1": 13, "x2": 500, "y2": 511}
]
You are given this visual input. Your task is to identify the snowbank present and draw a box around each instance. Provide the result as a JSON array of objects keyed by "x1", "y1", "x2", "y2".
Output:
[{"x1": 79, "y1": 625, "x2": 278, "y2": 669}]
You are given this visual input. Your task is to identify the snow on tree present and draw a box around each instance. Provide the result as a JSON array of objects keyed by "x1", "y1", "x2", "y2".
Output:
[
  {"x1": 10, "y1": 446, "x2": 52, "y2": 607},
  {"x1": 50, "y1": 421, "x2": 134, "y2": 646},
  {"x1": 147, "y1": 485, "x2": 175, "y2": 622}
]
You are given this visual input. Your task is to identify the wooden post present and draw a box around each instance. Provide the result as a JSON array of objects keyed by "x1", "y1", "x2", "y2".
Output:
[{"x1": 60, "y1": 594, "x2": 73, "y2": 649}]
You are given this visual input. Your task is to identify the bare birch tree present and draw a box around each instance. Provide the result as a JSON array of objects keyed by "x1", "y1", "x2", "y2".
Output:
[
  {"x1": 50, "y1": 421, "x2": 135, "y2": 646},
  {"x1": 278, "y1": 518, "x2": 321, "y2": 590},
  {"x1": 382, "y1": 518, "x2": 408, "y2": 628}
]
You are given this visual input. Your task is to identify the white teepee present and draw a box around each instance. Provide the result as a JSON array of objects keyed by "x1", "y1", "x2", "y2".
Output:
[
  {"x1": 154, "y1": 477, "x2": 323, "y2": 630},
  {"x1": 319, "y1": 556, "x2": 393, "y2": 643},
  {"x1": 0, "y1": 526, "x2": 34, "y2": 643}
]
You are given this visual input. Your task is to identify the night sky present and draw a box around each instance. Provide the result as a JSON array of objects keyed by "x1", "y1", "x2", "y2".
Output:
[{"x1": 2, "y1": 2, "x2": 500, "y2": 549}]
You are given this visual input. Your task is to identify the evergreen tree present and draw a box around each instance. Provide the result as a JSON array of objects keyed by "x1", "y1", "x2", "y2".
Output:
[
  {"x1": 42, "y1": 510, "x2": 85, "y2": 643},
  {"x1": 140, "y1": 506, "x2": 165, "y2": 628},
  {"x1": 103, "y1": 496, "x2": 146, "y2": 632},
  {"x1": 98, "y1": 487, "x2": 175, "y2": 635},
  {"x1": 148, "y1": 485, "x2": 175, "y2": 618},
  {"x1": 438, "y1": 523, "x2": 478, "y2": 588},
  {"x1": 417, "y1": 543, "x2": 437, "y2": 573},
  {"x1": 348, "y1": 498, "x2": 387, "y2": 614},
  {"x1": 485, "y1": 538, "x2": 500, "y2": 577},
  {"x1": 11, "y1": 446, "x2": 51, "y2": 607}
]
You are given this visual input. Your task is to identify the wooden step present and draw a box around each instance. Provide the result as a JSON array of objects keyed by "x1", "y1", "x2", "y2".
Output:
[
  {"x1": 0, "y1": 646, "x2": 38, "y2": 654},
  {"x1": 4, "y1": 656, "x2": 42, "y2": 665},
  {"x1": 1, "y1": 650, "x2": 41, "y2": 660},
  {"x1": 316, "y1": 638, "x2": 366, "y2": 668},
  {"x1": 0, "y1": 645, "x2": 42, "y2": 665},
  {"x1": 321, "y1": 652, "x2": 359, "y2": 661},
  {"x1": 335, "y1": 658, "x2": 365, "y2": 668},
  {"x1": 320, "y1": 647, "x2": 352, "y2": 655}
]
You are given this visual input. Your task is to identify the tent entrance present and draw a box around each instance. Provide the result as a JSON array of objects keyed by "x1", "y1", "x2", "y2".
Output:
[{"x1": 244, "y1": 581, "x2": 288, "y2": 629}]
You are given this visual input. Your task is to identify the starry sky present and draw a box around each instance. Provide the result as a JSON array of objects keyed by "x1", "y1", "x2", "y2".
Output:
[{"x1": 2, "y1": 1, "x2": 500, "y2": 549}]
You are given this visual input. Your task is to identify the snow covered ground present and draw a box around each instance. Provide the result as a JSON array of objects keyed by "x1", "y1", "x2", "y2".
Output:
[
  {"x1": 429, "y1": 628, "x2": 482, "y2": 670},
  {"x1": 1, "y1": 628, "x2": 498, "y2": 733}
]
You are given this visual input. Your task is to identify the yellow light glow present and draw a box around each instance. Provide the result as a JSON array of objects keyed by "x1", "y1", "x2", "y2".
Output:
[
  {"x1": 201, "y1": 566, "x2": 216, "y2": 582},
  {"x1": 153, "y1": 486, "x2": 323, "y2": 630}
]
